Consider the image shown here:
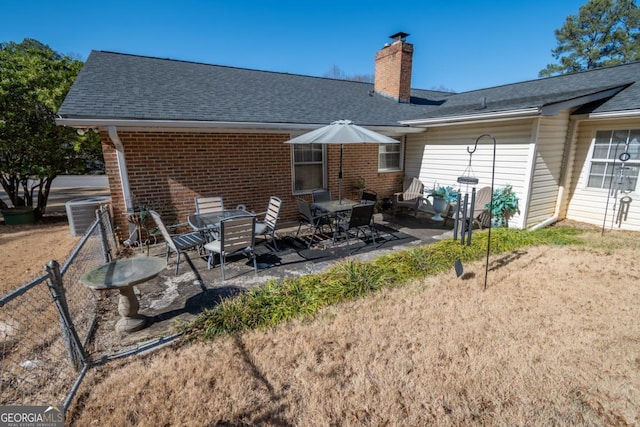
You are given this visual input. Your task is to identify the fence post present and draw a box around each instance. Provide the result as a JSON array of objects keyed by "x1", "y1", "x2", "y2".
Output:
[
  {"x1": 97, "y1": 206, "x2": 112, "y2": 263},
  {"x1": 45, "y1": 260, "x2": 87, "y2": 371}
]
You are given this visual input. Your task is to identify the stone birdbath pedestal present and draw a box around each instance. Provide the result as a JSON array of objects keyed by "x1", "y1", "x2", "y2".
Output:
[{"x1": 80, "y1": 256, "x2": 167, "y2": 333}]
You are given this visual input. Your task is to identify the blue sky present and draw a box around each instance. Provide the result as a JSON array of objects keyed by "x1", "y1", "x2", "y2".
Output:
[{"x1": 4, "y1": 0, "x2": 590, "y2": 93}]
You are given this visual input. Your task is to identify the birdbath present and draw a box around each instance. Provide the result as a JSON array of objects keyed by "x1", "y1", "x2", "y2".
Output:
[{"x1": 80, "y1": 256, "x2": 167, "y2": 333}]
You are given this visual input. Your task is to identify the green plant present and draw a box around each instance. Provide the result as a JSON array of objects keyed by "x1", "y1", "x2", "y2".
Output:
[
  {"x1": 0, "y1": 39, "x2": 101, "y2": 217},
  {"x1": 353, "y1": 176, "x2": 366, "y2": 190},
  {"x1": 427, "y1": 185, "x2": 459, "y2": 204},
  {"x1": 486, "y1": 184, "x2": 521, "y2": 227}
]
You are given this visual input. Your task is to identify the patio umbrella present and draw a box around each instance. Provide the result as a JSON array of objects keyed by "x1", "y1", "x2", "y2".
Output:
[{"x1": 284, "y1": 120, "x2": 399, "y2": 202}]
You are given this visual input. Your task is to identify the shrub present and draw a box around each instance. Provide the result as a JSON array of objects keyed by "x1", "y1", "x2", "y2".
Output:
[{"x1": 487, "y1": 185, "x2": 520, "y2": 227}]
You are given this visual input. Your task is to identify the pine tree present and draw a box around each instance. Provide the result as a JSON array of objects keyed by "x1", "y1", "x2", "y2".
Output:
[{"x1": 540, "y1": 0, "x2": 640, "y2": 77}]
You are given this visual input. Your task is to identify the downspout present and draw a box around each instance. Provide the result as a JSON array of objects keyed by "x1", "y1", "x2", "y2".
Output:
[
  {"x1": 527, "y1": 215, "x2": 557, "y2": 231},
  {"x1": 107, "y1": 126, "x2": 134, "y2": 213}
]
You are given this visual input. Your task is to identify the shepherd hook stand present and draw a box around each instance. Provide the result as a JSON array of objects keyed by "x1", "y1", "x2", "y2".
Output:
[{"x1": 454, "y1": 134, "x2": 497, "y2": 291}]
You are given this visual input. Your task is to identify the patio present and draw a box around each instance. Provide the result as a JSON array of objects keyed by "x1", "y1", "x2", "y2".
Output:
[{"x1": 97, "y1": 209, "x2": 455, "y2": 347}]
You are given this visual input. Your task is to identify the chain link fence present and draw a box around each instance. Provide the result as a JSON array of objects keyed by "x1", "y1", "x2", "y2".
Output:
[{"x1": 0, "y1": 206, "x2": 116, "y2": 409}]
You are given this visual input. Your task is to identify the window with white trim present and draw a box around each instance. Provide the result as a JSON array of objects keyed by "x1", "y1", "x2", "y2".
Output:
[
  {"x1": 587, "y1": 129, "x2": 640, "y2": 192},
  {"x1": 292, "y1": 143, "x2": 325, "y2": 193},
  {"x1": 378, "y1": 140, "x2": 403, "y2": 171}
]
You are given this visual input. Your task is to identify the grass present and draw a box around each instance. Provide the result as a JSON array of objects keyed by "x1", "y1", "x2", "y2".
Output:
[{"x1": 182, "y1": 226, "x2": 584, "y2": 340}]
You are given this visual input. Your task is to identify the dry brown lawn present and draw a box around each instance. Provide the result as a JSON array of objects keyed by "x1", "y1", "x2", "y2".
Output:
[
  {"x1": 1, "y1": 216, "x2": 79, "y2": 292},
  {"x1": 3, "y1": 220, "x2": 639, "y2": 425},
  {"x1": 66, "y1": 228, "x2": 639, "y2": 426}
]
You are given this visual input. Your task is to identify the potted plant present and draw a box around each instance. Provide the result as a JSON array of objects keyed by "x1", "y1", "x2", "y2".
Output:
[
  {"x1": 426, "y1": 184, "x2": 458, "y2": 221},
  {"x1": 486, "y1": 184, "x2": 520, "y2": 227},
  {"x1": 428, "y1": 185, "x2": 459, "y2": 203},
  {"x1": 352, "y1": 175, "x2": 366, "y2": 198}
]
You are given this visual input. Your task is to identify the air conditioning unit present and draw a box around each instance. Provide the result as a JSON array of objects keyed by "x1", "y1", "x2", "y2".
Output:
[{"x1": 65, "y1": 196, "x2": 112, "y2": 237}]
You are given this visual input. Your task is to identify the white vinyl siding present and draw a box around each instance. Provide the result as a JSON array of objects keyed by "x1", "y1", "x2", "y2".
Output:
[
  {"x1": 405, "y1": 119, "x2": 535, "y2": 228},
  {"x1": 565, "y1": 118, "x2": 640, "y2": 231},
  {"x1": 526, "y1": 112, "x2": 571, "y2": 226}
]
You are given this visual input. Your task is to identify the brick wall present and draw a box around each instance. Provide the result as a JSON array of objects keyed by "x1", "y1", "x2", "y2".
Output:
[
  {"x1": 100, "y1": 130, "x2": 404, "y2": 242},
  {"x1": 328, "y1": 144, "x2": 404, "y2": 201}
]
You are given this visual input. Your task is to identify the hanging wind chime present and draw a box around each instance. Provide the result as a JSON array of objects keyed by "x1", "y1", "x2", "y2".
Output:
[
  {"x1": 454, "y1": 142, "x2": 480, "y2": 246},
  {"x1": 602, "y1": 141, "x2": 635, "y2": 233},
  {"x1": 454, "y1": 134, "x2": 497, "y2": 291}
]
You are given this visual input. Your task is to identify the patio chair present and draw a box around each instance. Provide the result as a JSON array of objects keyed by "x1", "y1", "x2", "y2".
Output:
[
  {"x1": 194, "y1": 195, "x2": 224, "y2": 214},
  {"x1": 149, "y1": 210, "x2": 206, "y2": 275},
  {"x1": 336, "y1": 203, "x2": 377, "y2": 249},
  {"x1": 311, "y1": 188, "x2": 332, "y2": 204},
  {"x1": 360, "y1": 189, "x2": 377, "y2": 205},
  {"x1": 455, "y1": 186, "x2": 493, "y2": 230},
  {"x1": 295, "y1": 198, "x2": 333, "y2": 248},
  {"x1": 471, "y1": 186, "x2": 493, "y2": 229},
  {"x1": 255, "y1": 196, "x2": 282, "y2": 251},
  {"x1": 204, "y1": 216, "x2": 258, "y2": 280},
  {"x1": 393, "y1": 177, "x2": 424, "y2": 217},
  {"x1": 193, "y1": 195, "x2": 225, "y2": 240},
  {"x1": 359, "y1": 189, "x2": 378, "y2": 227}
]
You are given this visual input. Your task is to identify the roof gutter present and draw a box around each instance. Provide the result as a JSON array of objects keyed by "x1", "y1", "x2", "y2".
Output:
[
  {"x1": 588, "y1": 109, "x2": 640, "y2": 119},
  {"x1": 398, "y1": 108, "x2": 540, "y2": 127},
  {"x1": 55, "y1": 117, "x2": 422, "y2": 136}
]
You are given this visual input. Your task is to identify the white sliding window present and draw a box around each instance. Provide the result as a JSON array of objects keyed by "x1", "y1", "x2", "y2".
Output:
[{"x1": 587, "y1": 129, "x2": 639, "y2": 192}]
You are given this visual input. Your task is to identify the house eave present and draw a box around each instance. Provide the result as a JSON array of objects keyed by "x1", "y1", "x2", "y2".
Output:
[
  {"x1": 540, "y1": 85, "x2": 629, "y2": 116},
  {"x1": 55, "y1": 117, "x2": 420, "y2": 137},
  {"x1": 398, "y1": 108, "x2": 540, "y2": 127}
]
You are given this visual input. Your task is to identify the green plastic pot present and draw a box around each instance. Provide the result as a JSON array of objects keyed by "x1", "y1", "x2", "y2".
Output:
[{"x1": 1, "y1": 207, "x2": 35, "y2": 225}]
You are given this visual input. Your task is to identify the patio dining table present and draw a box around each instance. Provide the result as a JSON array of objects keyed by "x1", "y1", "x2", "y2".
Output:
[
  {"x1": 312, "y1": 199, "x2": 361, "y2": 243},
  {"x1": 188, "y1": 209, "x2": 254, "y2": 240},
  {"x1": 312, "y1": 199, "x2": 360, "y2": 215}
]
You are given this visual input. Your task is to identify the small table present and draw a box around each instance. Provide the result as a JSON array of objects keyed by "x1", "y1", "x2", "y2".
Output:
[
  {"x1": 188, "y1": 209, "x2": 254, "y2": 240},
  {"x1": 80, "y1": 257, "x2": 167, "y2": 333}
]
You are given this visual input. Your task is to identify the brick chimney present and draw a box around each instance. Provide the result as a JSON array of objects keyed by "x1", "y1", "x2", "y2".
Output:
[{"x1": 374, "y1": 32, "x2": 413, "y2": 103}]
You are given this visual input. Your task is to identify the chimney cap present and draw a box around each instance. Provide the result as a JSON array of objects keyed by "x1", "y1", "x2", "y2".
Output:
[{"x1": 389, "y1": 32, "x2": 410, "y2": 42}]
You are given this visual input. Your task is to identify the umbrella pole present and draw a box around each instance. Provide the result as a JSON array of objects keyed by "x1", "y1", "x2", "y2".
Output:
[{"x1": 338, "y1": 144, "x2": 343, "y2": 204}]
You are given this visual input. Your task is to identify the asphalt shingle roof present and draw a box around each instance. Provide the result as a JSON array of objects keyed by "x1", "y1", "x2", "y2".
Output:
[
  {"x1": 58, "y1": 51, "x2": 450, "y2": 127},
  {"x1": 58, "y1": 51, "x2": 640, "y2": 126},
  {"x1": 415, "y1": 61, "x2": 640, "y2": 120}
]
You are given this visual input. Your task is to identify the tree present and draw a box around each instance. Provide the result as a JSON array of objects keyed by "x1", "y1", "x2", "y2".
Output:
[
  {"x1": 322, "y1": 65, "x2": 374, "y2": 82},
  {"x1": 539, "y1": 0, "x2": 640, "y2": 77},
  {"x1": 0, "y1": 39, "x2": 101, "y2": 217}
]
